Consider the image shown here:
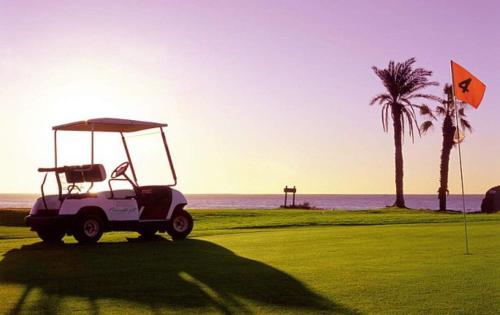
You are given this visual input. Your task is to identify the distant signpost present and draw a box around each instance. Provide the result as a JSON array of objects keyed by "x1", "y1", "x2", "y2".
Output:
[{"x1": 282, "y1": 186, "x2": 296, "y2": 208}]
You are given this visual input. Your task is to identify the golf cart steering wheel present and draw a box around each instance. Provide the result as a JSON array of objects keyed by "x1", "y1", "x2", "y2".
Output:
[{"x1": 111, "y1": 162, "x2": 130, "y2": 179}]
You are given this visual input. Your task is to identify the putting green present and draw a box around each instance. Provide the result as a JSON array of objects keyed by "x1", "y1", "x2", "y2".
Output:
[{"x1": 0, "y1": 209, "x2": 499, "y2": 314}]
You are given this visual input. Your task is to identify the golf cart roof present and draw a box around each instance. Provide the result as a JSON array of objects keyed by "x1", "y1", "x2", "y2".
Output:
[{"x1": 53, "y1": 118, "x2": 167, "y2": 133}]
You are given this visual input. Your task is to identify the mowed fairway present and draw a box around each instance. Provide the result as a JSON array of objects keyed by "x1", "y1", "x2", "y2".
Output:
[{"x1": 0, "y1": 209, "x2": 499, "y2": 314}]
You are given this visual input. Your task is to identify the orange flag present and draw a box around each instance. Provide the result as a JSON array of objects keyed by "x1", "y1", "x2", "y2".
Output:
[{"x1": 451, "y1": 61, "x2": 486, "y2": 109}]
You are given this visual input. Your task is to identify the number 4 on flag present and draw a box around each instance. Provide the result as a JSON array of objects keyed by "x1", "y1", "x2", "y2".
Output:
[{"x1": 458, "y1": 78, "x2": 471, "y2": 93}]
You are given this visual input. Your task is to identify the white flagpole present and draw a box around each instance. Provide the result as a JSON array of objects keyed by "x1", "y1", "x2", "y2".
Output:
[{"x1": 450, "y1": 61, "x2": 470, "y2": 255}]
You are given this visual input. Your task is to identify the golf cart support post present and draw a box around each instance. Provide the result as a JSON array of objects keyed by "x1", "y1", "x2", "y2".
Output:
[{"x1": 39, "y1": 118, "x2": 178, "y2": 207}]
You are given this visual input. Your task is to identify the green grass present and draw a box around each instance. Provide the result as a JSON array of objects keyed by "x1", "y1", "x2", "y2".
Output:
[{"x1": 0, "y1": 208, "x2": 499, "y2": 314}]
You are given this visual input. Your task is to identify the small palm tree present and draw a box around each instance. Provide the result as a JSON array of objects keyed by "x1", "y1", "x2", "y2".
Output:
[
  {"x1": 420, "y1": 84, "x2": 472, "y2": 211},
  {"x1": 371, "y1": 58, "x2": 438, "y2": 208}
]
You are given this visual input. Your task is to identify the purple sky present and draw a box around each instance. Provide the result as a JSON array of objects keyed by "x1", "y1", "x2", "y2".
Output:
[{"x1": 0, "y1": 0, "x2": 499, "y2": 194}]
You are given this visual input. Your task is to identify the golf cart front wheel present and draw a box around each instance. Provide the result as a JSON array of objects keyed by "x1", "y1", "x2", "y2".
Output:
[
  {"x1": 167, "y1": 210, "x2": 193, "y2": 240},
  {"x1": 37, "y1": 229, "x2": 65, "y2": 243},
  {"x1": 73, "y1": 214, "x2": 104, "y2": 244}
]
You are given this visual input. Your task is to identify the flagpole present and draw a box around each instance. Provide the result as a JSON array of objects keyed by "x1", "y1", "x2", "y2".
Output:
[{"x1": 450, "y1": 60, "x2": 470, "y2": 255}]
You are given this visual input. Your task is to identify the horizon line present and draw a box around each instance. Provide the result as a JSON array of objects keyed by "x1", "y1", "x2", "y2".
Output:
[{"x1": 0, "y1": 192, "x2": 486, "y2": 196}]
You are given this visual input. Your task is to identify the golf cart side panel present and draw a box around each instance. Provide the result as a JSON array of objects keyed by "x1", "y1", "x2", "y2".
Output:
[
  {"x1": 29, "y1": 193, "x2": 140, "y2": 222},
  {"x1": 59, "y1": 198, "x2": 139, "y2": 221},
  {"x1": 166, "y1": 189, "x2": 188, "y2": 220}
]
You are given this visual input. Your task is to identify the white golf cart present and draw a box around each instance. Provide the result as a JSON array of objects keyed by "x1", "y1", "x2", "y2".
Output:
[{"x1": 25, "y1": 118, "x2": 193, "y2": 244}]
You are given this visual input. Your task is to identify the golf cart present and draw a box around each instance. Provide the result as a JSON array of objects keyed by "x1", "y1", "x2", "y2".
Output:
[{"x1": 25, "y1": 118, "x2": 193, "y2": 244}]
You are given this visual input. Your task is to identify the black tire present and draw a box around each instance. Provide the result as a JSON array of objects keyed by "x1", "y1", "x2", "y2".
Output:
[
  {"x1": 37, "y1": 229, "x2": 65, "y2": 243},
  {"x1": 167, "y1": 210, "x2": 193, "y2": 240},
  {"x1": 138, "y1": 226, "x2": 158, "y2": 239},
  {"x1": 73, "y1": 214, "x2": 104, "y2": 244}
]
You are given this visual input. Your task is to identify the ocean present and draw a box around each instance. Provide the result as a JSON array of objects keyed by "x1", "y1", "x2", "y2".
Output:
[{"x1": 0, "y1": 193, "x2": 484, "y2": 212}]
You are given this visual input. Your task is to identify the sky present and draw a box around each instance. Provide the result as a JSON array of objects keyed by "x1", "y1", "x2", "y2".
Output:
[{"x1": 0, "y1": 0, "x2": 499, "y2": 194}]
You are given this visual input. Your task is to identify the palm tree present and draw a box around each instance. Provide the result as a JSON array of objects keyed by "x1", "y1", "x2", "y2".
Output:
[
  {"x1": 420, "y1": 84, "x2": 472, "y2": 211},
  {"x1": 370, "y1": 58, "x2": 438, "y2": 208}
]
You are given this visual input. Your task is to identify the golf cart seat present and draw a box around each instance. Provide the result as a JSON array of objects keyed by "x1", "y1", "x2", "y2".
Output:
[{"x1": 64, "y1": 164, "x2": 107, "y2": 183}]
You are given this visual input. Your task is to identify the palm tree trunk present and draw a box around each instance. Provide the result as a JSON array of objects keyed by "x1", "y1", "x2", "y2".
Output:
[
  {"x1": 438, "y1": 115, "x2": 455, "y2": 211},
  {"x1": 392, "y1": 106, "x2": 405, "y2": 208}
]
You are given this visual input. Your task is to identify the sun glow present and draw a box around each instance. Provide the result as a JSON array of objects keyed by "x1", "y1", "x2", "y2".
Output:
[
  {"x1": 38, "y1": 60, "x2": 179, "y2": 189},
  {"x1": 1, "y1": 54, "x2": 186, "y2": 193},
  {"x1": 40, "y1": 58, "x2": 166, "y2": 118}
]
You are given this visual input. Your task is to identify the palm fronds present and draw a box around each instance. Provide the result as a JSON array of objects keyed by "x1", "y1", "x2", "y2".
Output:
[
  {"x1": 371, "y1": 58, "x2": 438, "y2": 139},
  {"x1": 426, "y1": 83, "x2": 473, "y2": 136},
  {"x1": 420, "y1": 120, "x2": 434, "y2": 134}
]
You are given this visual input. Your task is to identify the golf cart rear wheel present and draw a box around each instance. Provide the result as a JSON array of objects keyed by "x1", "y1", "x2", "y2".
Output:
[
  {"x1": 167, "y1": 210, "x2": 193, "y2": 240},
  {"x1": 37, "y1": 229, "x2": 65, "y2": 243},
  {"x1": 73, "y1": 214, "x2": 104, "y2": 244}
]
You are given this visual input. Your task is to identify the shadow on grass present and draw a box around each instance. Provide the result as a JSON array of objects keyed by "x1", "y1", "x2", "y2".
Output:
[{"x1": 0, "y1": 238, "x2": 357, "y2": 314}]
